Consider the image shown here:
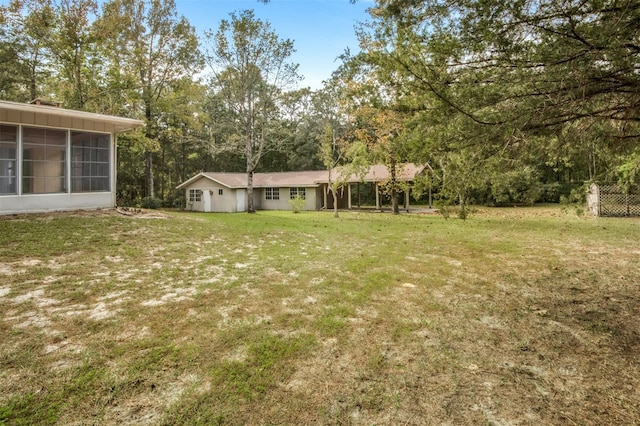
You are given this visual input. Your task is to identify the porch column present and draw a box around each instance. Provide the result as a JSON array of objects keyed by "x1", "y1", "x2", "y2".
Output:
[
  {"x1": 375, "y1": 183, "x2": 381, "y2": 210},
  {"x1": 405, "y1": 190, "x2": 410, "y2": 212},
  {"x1": 347, "y1": 184, "x2": 352, "y2": 210}
]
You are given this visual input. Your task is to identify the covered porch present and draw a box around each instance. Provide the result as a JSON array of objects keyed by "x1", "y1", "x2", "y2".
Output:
[
  {"x1": 320, "y1": 163, "x2": 425, "y2": 212},
  {"x1": 322, "y1": 181, "x2": 414, "y2": 211}
]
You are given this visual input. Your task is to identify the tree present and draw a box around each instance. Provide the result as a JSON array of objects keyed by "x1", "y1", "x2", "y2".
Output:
[
  {"x1": 369, "y1": 0, "x2": 640, "y2": 137},
  {"x1": 48, "y1": 0, "x2": 100, "y2": 110},
  {"x1": 353, "y1": 107, "x2": 408, "y2": 214},
  {"x1": 0, "y1": 0, "x2": 56, "y2": 102},
  {"x1": 332, "y1": 48, "x2": 412, "y2": 214},
  {"x1": 319, "y1": 125, "x2": 369, "y2": 218},
  {"x1": 97, "y1": 0, "x2": 202, "y2": 200},
  {"x1": 204, "y1": 9, "x2": 300, "y2": 213},
  {"x1": 340, "y1": 0, "x2": 640, "y2": 210}
]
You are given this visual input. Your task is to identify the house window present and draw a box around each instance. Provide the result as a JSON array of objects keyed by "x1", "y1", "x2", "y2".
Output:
[
  {"x1": 70, "y1": 131, "x2": 111, "y2": 192},
  {"x1": 290, "y1": 187, "x2": 306, "y2": 200},
  {"x1": 0, "y1": 125, "x2": 18, "y2": 195},
  {"x1": 22, "y1": 127, "x2": 66, "y2": 194},
  {"x1": 265, "y1": 187, "x2": 279, "y2": 200},
  {"x1": 189, "y1": 189, "x2": 202, "y2": 202},
  {"x1": 218, "y1": 189, "x2": 223, "y2": 195}
]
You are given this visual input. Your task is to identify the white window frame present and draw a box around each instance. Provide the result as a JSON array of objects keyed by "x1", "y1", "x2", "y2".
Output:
[
  {"x1": 290, "y1": 187, "x2": 306, "y2": 200},
  {"x1": 189, "y1": 189, "x2": 202, "y2": 202},
  {"x1": 265, "y1": 187, "x2": 279, "y2": 200}
]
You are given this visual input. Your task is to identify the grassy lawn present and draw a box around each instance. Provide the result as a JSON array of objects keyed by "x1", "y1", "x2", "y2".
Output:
[{"x1": 1, "y1": 206, "x2": 639, "y2": 425}]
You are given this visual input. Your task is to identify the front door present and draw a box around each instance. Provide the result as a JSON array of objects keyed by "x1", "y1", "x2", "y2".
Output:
[
  {"x1": 236, "y1": 190, "x2": 246, "y2": 212},
  {"x1": 204, "y1": 190, "x2": 212, "y2": 212}
]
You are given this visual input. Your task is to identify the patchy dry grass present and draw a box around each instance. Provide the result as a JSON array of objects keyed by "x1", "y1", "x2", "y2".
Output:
[{"x1": 1, "y1": 206, "x2": 639, "y2": 425}]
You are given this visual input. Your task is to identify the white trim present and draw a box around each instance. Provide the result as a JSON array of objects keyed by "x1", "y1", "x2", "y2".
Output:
[{"x1": 176, "y1": 172, "x2": 238, "y2": 190}]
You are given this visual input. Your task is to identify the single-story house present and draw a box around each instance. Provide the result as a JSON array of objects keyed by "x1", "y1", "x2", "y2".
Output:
[
  {"x1": 0, "y1": 99, "x2": 144, "y2": 215},
  {"x1": 177, "y1": 163, "x2": 425, "y2": 213}
]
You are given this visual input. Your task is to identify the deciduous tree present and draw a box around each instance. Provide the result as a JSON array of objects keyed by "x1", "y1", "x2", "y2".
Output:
[
  {"x1": 204, "y1": 9, "x2": 300, "y2": 213},
  {"x1": 97, "y1": 0, "x2": 202, "y2": 200}
]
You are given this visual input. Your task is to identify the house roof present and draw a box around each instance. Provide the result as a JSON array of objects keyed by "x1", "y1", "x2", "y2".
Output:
[
  {"x1": 177, "y1": 170, "x2": 328, "y2": 190},
  {"x1": 339, "y1": 163, "x2": 426, "y2": 184},
  {"x1": 177, "y1": 164, "x2": 424, "y2": 190},
  {"x1": 0, "y1": 100, "x2": 144, "y2": 133},
  {"x1": 255, "y1": 170, "x2": 327, "y2": 187}
]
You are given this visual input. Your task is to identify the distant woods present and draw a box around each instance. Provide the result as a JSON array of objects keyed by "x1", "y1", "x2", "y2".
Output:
[{"x1": 1, "y1": 0, "x2": 638, "y2": 209}]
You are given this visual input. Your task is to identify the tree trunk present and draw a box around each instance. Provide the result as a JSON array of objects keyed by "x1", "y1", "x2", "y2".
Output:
[
  {"x1": 247, "y1": 170, "x2": 255, "y2": 213},
  {"x1": 146, "y1": 150, "x2": 154, "y2": 198},
  {"x1": 145, "y1": 100, "x2": 154, "y2": 199},
  {"x1": 160, "y1": 143, "x2": 165, "y2": 201},
  {"x1": 390, "y1": 156, "x2": 399, "y2": 215},
  {"x1": 391, "y1": 187, "x2": 399, "y2": 214},
  {"x1": 29, "y1": 56, "x2": 38, "y2": 101},
  {"x1": 331, "y1": 188, "x2": 339, "y2": 218},
  {"x1": 246, "y1": 111, "x2": 256, "y2": 213}
]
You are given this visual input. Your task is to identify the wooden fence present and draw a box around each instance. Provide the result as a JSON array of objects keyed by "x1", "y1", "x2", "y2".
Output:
[{"x1": 587, "y1": 183, "x2": 640, "y2": 217}]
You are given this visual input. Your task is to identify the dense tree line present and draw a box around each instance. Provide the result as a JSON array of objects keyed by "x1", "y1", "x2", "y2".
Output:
[
  {"x1": 2, "y1": 0, "x2": 637, "y2": 211},
  {"x1": 338, "y1": 0, "x2": 640, "y2": 213}
]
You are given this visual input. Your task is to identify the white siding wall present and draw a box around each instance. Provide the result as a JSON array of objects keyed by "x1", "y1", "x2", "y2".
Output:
[
  {"x1": 259, "y1": 187, "x2": 320, "y2": 211},
  {"x1": 0, "y1": 192, "x2": 114, "y2": 215},
  {"x1": 184, "y1": 178, "x2": 239, "y2": 212},
  {"x1": 180, "y1": 182, "x2": 324, "y2": 213}
]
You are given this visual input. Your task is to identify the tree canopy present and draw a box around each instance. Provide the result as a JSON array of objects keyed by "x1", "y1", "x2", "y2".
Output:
[
  {"x1": 341, "y1": 0, "x2": 640, "y2": 210},
  {"x1": 203, "y1": 9, "x2": 301, "y2": 212}
]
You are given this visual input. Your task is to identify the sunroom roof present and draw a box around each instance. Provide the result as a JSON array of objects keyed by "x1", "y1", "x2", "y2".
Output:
[{"x1": 0, "y1": 100, "x2": 144, "y2": 133}]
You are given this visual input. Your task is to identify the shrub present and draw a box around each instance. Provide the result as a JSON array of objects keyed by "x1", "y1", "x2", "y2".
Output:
[
  {"x1": 288, "y1": 195, "x2": 306, "y2": 213},
  {"x1": 140, "y1": 197, "x2": 162, "y2": 210}
]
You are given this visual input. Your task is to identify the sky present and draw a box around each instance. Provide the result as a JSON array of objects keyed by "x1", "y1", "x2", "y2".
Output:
[{"x1": 178, "y1": 0, "x2": 373, "y2": 89}]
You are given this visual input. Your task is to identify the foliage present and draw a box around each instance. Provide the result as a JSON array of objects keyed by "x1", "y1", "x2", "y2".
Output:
[
  {"x1": 97, "y1": 0, "x2": 203, "y2": 200},
  {"x1": 288, "y1": 194, "x2": 306, "y2": 213},
  {"x1": 319, "y1": 122, "x2": 370, "y2": 217},
  {"x1": 340, "y1": 0, "x2": 640, "y2": 210},
  {"x1": 0, "y1": 0, "x2": 56, "y2": 101},
  {"x1": 140, "y1": 196, "x2": 162, "y2": 209},
  {"x1": 3, "y1": 0, "x2": 636, "y2": 210},
  {"x1": 616, "y1": 150, "x2": 640, "y2": 193}
]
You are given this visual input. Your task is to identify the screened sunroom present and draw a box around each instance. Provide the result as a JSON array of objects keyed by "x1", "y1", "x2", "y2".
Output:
[{"x1": 0, "y1": 100, "x2": 143, "y2": 215}]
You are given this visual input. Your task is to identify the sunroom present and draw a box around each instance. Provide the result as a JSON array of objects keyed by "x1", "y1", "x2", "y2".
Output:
[{"x1": 0, "y1": 100, "x2": 143, "y2": 215}]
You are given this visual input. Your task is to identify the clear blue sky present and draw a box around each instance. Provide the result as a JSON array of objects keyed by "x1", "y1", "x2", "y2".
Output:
[{"x1": 178, "y1": 0, "x2": 373, "y2": 89}]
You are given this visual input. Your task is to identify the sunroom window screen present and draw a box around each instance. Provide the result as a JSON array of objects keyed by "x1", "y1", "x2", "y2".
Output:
[
  {"x1": 71, "y1": 132, "x2": 110, "y2": 192},
  {"x1": 22, "y1": 127, "x2": 66, "y2": 194},
  {"x1": 0, "y1": 125, "x2": 17, "y2": 194}
]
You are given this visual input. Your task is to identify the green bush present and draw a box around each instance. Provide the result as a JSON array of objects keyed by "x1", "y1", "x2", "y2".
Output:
[
  {"x1": 288, "y1": 195, "x2": 306, "y2": 213},
  {"x1": 488, "y1": 166, "x2": 542, "y2": 205},
  {"x1": 140, "y1": 197, "x2": 162, "y2": 210}
]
